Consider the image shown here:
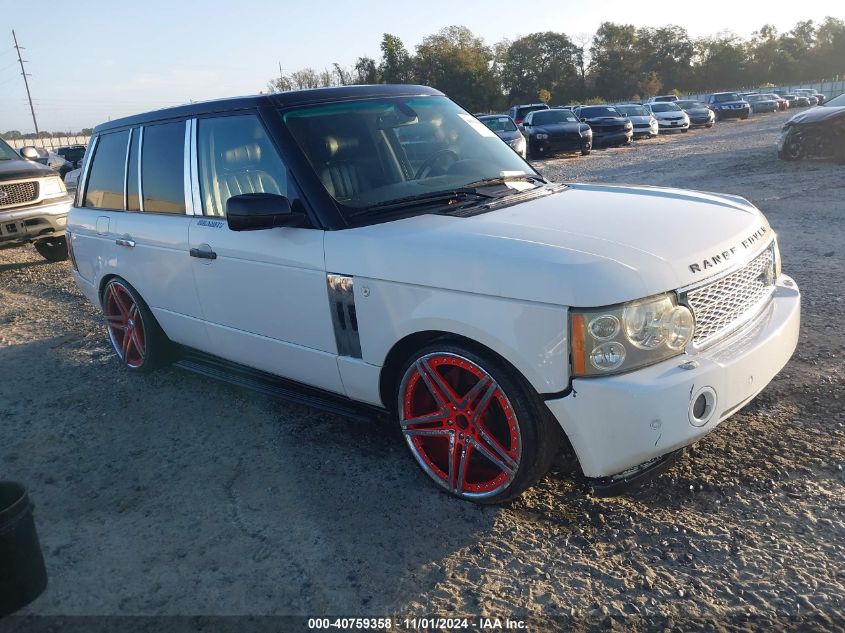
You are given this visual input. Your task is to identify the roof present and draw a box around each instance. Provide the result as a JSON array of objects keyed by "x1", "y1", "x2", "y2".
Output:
[{"x1": 93, "y1": 84, "x2": 444, "y2": 134}]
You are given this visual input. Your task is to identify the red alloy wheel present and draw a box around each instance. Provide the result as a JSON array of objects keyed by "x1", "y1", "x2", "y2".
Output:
[
  {"x1": 399, "y1": 353, "x2": 522, "y2": 498},
  {"x1": 103, "y1": 281, "x2": 146, "y2": 369}
]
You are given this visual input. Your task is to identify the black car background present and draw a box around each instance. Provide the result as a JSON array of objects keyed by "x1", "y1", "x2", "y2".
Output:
[
  {"x1": 477, "y1": 115, "x2": 527, "y2": 158},
  {"x1": 778, "y1": 92, "x2": 845, "y2": 163},
  {"x1": 521, "y1": 109, "x2": 592, "y2": 158},
  {"x1": 573, "y1": 105, "x2": 633, "y2": 146}
]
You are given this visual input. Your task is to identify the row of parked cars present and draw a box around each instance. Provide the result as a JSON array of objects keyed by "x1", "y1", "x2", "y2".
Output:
[{"x1": 482, "y1": 88, "x2": 829, "y2": 160}]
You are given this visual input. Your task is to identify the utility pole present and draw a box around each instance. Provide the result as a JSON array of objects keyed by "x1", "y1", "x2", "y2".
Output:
[{"x1": 12, "y1": 29, "x2": 39, "y2": 136}]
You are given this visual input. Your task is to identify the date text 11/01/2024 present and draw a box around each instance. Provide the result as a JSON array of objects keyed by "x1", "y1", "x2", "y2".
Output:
[{"x1": 307, "y1": 617, "x2": 527, "y2": 630}]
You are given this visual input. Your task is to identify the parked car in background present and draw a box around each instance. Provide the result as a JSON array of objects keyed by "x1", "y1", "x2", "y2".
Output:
[
  {"x1": 0, "y1": 137, "x2": 72, "y2": 261},
  {"x1": 67, "y1": 85, "x2": 800, "y2": 503},
  {"x1": 56, "y1": 145, "x2": 87, "y2": 169},
  {"x1": 746, "y1": 94, "x2": 778, "y2": 114},
  {"x1": 778, "y1": 91, "x2": 845, "y2": 163},
  {"x1": 792, "y1": 90, "x2": 819, "y2": 106},
  {"x1": 647, "y1": 102, "x2": 690, "y2": 132},
  {"x1": 675, "y1": 100, "x2": 715, "y2": 128},
  {"x1": 521, "y1": 108, "x2": 592, "y2": 157},
  {"x1": 765, "y1": 94, "x2": 789, "y2": 110},
  {"x1": 573, "y1": 105, "x2": 632, "y2": 146},
  {"x1": 781, "y1": 94, "x2": 799, "y2": 108},
  {"x1": 706, "y1": 92, "x2": 751, "y2": 120},
  {"x1": 647, "y1": 95, "x2": 679, "y2": 103},
  {"x1": 614, "y1": 104, "x2": 658, "y2": 138},
  {"x1": 477, "y1": 115, "x2": 527, "y2": 158},
  {"x1": 18, "y1": 146, "x2": 75, "y2": 177},
  {"x1": 507, "y1": 103, "x2": 549, "y2": 125},
  {"x1": 63, "y1": 167, "x2": 82, "y2": 194}
]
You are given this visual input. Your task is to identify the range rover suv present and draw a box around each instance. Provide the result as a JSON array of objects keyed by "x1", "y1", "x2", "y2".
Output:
[
  {"x1": 0, "y1": 137, "x2": 72, "y2": 261},
  {"x1": 68, "y1": 85, "x2": 800, "y2": 503}
]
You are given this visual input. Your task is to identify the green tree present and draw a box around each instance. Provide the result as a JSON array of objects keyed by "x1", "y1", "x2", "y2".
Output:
[
  {"x1": 414, "y1": 26, "x2": 501, "y2": 112},
  {"x1": 589, "y1": 23, "x2": 641, "y2": 100},
  {"x1": 635, "y1": 25, "x2": 694, "y2": 93},
  {"x1": 354, "y1": 57, "x2": 380, "y2": 84},
  {"x1": 499, "y1": 32, "x2": 580, "y2": 104},
  {"x1": 380, "y1": 33, "x2": 413, "y2": 83}
]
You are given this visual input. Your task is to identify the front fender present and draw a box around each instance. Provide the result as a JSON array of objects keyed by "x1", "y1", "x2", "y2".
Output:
[{"x1": 354, "y1": 276, "x2": 569, "y2": 395}]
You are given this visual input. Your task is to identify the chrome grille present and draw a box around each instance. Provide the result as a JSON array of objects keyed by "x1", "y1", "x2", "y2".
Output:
[
  {"x1": 683, "y1": 244, "x2": 776, "y2": 346},
  {"x1": 0, "y1": 181, "x2": 38, "y2": 208}
]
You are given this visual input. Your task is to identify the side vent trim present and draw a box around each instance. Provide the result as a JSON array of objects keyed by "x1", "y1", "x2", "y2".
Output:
[{"x1": 327, "y1": 273, "x2": 362, "y2": 358}]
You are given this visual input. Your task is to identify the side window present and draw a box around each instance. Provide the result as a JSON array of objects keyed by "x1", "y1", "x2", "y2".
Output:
[
  {"x1": 126, "y1": 128, "x2": 140, "y2": 211},
  {"x1": 83, "y1": 130, "x2": 129, "y2": 209},
  {"x1": 142, "y1": 120, "x2": 186, "y2": 214},
  {"x1": 197, "y1": 114, "x2": 288, "y2": 217}
]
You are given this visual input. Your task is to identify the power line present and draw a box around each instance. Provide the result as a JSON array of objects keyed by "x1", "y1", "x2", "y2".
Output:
[{"x1": 12, "y1": 30, "x2": 39, "y2": 135}]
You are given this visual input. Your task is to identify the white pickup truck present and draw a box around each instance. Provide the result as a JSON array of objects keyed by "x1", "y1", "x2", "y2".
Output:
[{"x1": 67, "y1": 85, "x2": 800, "y2": 503}]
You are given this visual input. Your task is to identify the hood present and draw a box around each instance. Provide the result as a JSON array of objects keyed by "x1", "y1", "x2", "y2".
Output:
[
  {"x1": 532, "y1": 122, "x2": 583, "y2": 134},
  {"x1": 713, "y1": 100, "x2": 748, "y2": 107},
  {"x1": 584, "y1": 116, "x2": 626, "y2": 124},
  {"x1": 326, "y1": 183, "x2": 772, "y2": 307},
  {"x1": 787, "y1": 105, "x2": 845, "y2": 125},
  {"x1": 626, "y1": 115, "x2": 654, "y2": 123},
  {"x1": 685, "y1": 108, "x2": 711, "y2": 114},
  {"x1": 494, "y1": 130, "x2": 523, "y2": 142},
  {"x1": 0, "y1": 157, "x2": 54, "y2": 180},
  {"x1": 653, "y1": 110, "x2": 686, "y2": 118}
]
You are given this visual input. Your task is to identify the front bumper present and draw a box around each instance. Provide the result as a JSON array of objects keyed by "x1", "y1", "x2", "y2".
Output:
[
  {"x1": 535, "y1": 135, "x2": 589, "y2": 154},
  {"x1": 593, "y1": 131, "x2": 632, "y2": 145},
  {"x1": 0, "y1": 197, "x2": 72, "y2": 248},
  {"x1": 657, "y1": 119, "x2": 689, "y2": 130},
  {"x1": 716, "y1": 107, "x2": 750, "y2": 118},
  {"x1": 546, "y1": 276, "x2": 800, "y2": 478},
  {"x1": 688, "y1": 115, "x2": 713, "y2": 126}
]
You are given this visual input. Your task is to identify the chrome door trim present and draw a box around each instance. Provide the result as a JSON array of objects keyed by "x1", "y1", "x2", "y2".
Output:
[
  {"x1": 183, "y1": 119, "x2": 194, "y2": 215},
  {"x1": 123, "y1": 128, "x2": 133, "y2": 210},
  {"x1": 77, "y1": 134, "x2": 99, "y2": 207},
  {"x1": 137, "y1": 126, "x2": 145, "y2": 212},
  {"x1": 188, "y1": 118, "x2": 202, "y2": 215}
]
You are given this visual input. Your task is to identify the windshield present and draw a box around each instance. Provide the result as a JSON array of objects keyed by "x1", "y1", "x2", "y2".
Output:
[
  {"x1": 825, "y1": 93, "x2": 845, "y2": 107},
  {"x1": 676, "y1": 101, "x2": 705, "y2": 109},
  {"x1": 479, "y1": 116, "x2": 517, "y2": 132},
  {"x1": 516, "y1": 105, "x2": 547, "y2": 118},
  {"x1": 616, "y1": 105, "x2": 648, "y2": 116},
  {"x1": 650, "y1": 103, "x2": 681, "y2": 113},
  {"x1": 579, "y1": 106, "x2": 621, "y2": 118},
  {"x1": 0, "y1": 138, "x2": 20, "y2": 160},
  {"x1": 282, "y1": 96, "x2": 536, "y2": 214},
  {"x1": 532, "y1": 110, "x2": 577, "y2": 124},
  {"x1": 714, "y1": 93, "x2": 742, "y2": 103}
]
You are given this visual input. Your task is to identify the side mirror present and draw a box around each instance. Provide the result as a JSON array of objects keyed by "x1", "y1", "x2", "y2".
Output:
[
  {"x1": 522, "y1": 121, "x2": 530, "y2": 127},
  {"x1": 20, "y1": 146, "x2": 40, "y2": 160},
  {"x1": 580, "y1": 117, "x2": 587, "y2": 123},
  {"x1": 226, "y1": 193, "x2": 296, "y2": 231}
]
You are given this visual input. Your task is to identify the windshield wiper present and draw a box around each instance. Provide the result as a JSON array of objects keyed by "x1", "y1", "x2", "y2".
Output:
[
  {"x1": 463, "y1": 174, "x2": 546, "y2": 189},
  {"x1": 350, "y1": 188, "x2": 495, "y2": 217}
]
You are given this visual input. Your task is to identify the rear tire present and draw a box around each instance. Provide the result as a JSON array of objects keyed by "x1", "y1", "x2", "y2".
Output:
[
  {"x1": 33, "y1": 237, "x2": 68, "y2": 262},
  {"x1": 396, "y1": 342, "x2": 562, "y2": 504},
  {"x1": 101, "y1": 278, "x2": 171, "y2": 372}
]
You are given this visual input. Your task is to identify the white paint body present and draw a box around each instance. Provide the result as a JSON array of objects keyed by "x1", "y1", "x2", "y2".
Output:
[{"x1": 69, "y1": 176, "x2": 800, "y2": 479}]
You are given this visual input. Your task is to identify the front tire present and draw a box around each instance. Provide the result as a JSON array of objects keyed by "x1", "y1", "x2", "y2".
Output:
[
  {"x1": 396, "y1": 343, "x2": 561, "y2": 504},
  {"x1": 33, "y1": 237, "x2": 68, "y2": 262},
  {"x1": 101, "y1": 278, "x2": 171, "y2": 372}
]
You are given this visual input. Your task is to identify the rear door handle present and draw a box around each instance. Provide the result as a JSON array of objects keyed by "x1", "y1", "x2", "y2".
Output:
[
  {"x1": 115, "y1": 238, "x2": 135, "y2": 248},
  {"x1": 190, "y1": 247, "x2": 217, "y2": 260}
]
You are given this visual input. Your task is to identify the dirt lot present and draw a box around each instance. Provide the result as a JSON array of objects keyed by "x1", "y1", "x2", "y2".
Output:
[{"x1": 1, "y1": 109, "x2": 843, "y2": 629}]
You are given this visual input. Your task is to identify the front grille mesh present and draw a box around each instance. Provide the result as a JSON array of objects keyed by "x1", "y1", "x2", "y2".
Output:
[
  {"x1": 0, "y1": 181, "x2": 38, "y2": 208},
  {"x1": 684, "y1": 244, "x2": 776, "y2": 345}
]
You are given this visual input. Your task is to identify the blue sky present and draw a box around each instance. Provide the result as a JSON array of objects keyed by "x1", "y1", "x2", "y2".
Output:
[{"x1": 1, "y1": 0, "x2": 842, "y2": 131}]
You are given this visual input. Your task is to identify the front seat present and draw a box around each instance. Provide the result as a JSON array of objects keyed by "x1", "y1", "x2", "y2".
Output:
[
  {"x1": 318, "y1": 136, "x2": 368, "y2": 201},
  {"x1": 218, "y1": 143, "x2": 282, "y2": 202}
]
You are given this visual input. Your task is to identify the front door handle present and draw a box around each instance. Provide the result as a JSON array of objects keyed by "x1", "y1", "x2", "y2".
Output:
[
  {"x1": 190, "y1": 247, "x2": 217, "y2": 260},
  {"x1": 115, "y1": 238, "x2": 135, "y2": 248}
]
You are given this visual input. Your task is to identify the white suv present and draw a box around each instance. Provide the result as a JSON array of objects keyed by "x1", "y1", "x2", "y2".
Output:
[{"x1": 68, "y1": 85, "x2": 800, "y2": 503}]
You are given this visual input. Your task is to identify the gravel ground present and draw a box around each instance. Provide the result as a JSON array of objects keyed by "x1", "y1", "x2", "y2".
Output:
[{"x1": 1, "y1": 110, "x2": 843, "y2": 630}]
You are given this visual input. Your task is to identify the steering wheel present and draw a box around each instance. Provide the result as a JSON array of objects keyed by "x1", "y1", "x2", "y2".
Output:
[{"x1": 415, "y1": 149, "x2": 459, "y2": 179}]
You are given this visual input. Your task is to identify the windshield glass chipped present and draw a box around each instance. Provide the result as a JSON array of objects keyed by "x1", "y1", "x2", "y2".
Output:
[{"x1": 282, "y1": 96, "x2": 537, "y2": 215}]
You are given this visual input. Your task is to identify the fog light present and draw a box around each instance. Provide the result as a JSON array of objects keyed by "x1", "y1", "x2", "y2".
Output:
[{"x1": 689, "y1": 386, "x2": 717, "y2": 427}]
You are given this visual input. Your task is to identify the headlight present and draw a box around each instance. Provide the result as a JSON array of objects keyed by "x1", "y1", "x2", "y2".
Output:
[
  {"x1": 40, "y1": 176, "x2": 67, "y2": 198},
  {"x1": 536, "y1": 133, "x2": 549, "y2": 140},
  {"x1": 507, "y1": 137, "x2": 525, "y2": 149},
  {"x1": 625, "y1": 122, "x2": 633, "y2": 129},
  {"x1": 571, "y1": 293, "x2": 694, "y2": 377}
]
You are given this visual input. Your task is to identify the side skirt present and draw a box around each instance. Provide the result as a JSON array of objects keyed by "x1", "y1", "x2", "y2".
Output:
[{"x1": 173, "y1": 346, "x2": 388, "y2": 423}]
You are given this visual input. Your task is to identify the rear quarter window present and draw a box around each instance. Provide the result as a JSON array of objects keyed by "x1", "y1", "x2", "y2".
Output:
[{"x1": 83, "y1": 130, "x2": 130, "y2": 210}]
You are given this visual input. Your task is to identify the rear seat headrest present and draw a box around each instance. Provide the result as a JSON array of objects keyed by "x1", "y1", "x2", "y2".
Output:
[{"x1": 323, "y1": 136, "x2": 359, "y2": 160}]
